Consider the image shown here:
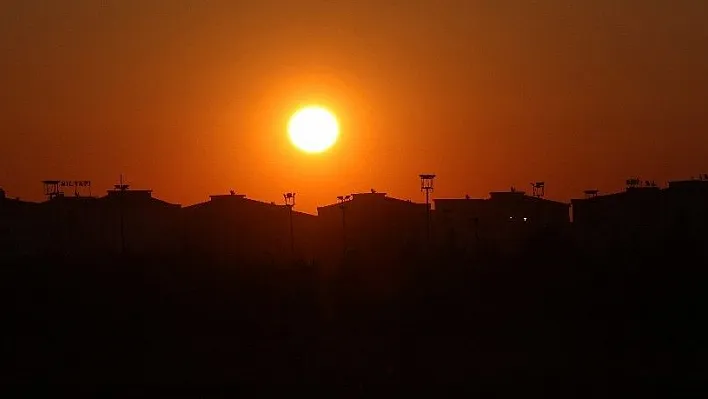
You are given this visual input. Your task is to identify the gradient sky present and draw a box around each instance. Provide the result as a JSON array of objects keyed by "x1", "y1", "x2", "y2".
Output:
[{"x1": 2, "y1": 0, "x2": 707, "y2": 212}]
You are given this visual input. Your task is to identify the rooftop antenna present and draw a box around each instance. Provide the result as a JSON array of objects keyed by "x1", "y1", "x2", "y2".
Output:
[
  {"x1": 114, "y1": 174, "x2": 130, "y2": 191},
  {"x1": 419, "y1": 174, "x2": 436, "y2": 243},
  {"x1": 531, "y1": 181, "x2": 545, "y2": 198}
]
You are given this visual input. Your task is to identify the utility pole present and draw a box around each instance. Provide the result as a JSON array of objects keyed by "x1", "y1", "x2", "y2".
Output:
[
  {"x1": 283, "y1": 192, "x2": 296, "y2": 258},
  {"x1": 420, "y1": 174, "x2": 436, "y2": 243}
]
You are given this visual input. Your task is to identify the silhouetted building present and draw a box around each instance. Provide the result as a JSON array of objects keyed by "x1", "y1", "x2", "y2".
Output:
[
  {"x1": 182, "y1": 192, "x2": 317, "y2": 264},
  {"x1": 660, "y1": 179, "x2": 708, "y2": 254},
  {"x1": 664, "y1": 177, "x2": 708, "y2": 229},
  {"x1": 33, "y1": 195, "x2": 102, "y2": 256},
  {"x1": 435, "y1": 190, "x2": 570, "y2": 255},
  {"x1": 4, "y1": 173, "x2": 705, "y2": 262},
  {"x1": 316, "y1": 191, "x2": 428, "y2": 266},
  {"x1": 0, "y1": 190, "x2": 39, "y2": 257},
  {"x1": 29, "y1": 185, "x2": 181, "y2": 256},
  {"x1": 99, "y1": 186, "x2": 182, "y2": 255},
  {"x1": 571, "y1": 184, "x2": 663, "y2": 250}
]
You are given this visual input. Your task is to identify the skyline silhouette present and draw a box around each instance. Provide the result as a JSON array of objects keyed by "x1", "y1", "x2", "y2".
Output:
[
  {"x1": 2, "y1": 1, "x2": 708, "y2": 212},
  {"x1": 2, "y1": 170, "x2": 706, "y2": 214},
  {"x1": 2, "y1": 171, "x2": 706, "y2": 263}
]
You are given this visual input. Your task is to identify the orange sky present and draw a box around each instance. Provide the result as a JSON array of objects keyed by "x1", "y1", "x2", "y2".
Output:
[{"x1": 1, "y1": 0, "x2": 707, "y2": 213}]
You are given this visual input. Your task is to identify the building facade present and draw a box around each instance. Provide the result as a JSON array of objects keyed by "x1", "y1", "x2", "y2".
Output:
[
  {"x1": 182, "y1": 193, "x2": 318, "y2": 264},
  {"x1": 435, "y1": 190, "x2": 570, "y2": 255},
  {"x1": 316, "y1": 192, "x2": 429, "y2": 267}
]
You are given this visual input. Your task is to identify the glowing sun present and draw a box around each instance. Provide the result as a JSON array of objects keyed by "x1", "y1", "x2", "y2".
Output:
[{"x1": 287, "y1": 106, "x2": 339, "y2": 153}]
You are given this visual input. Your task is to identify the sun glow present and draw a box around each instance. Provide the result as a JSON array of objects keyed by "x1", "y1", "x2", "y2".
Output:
[{"x1": 287, "y1": 106, "x2": 339, "y2": 153}]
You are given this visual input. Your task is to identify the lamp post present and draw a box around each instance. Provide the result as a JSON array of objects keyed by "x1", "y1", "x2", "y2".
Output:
[
  {"x1": 115, "y1": 174, "x2": 130, "y2": 256},
  {"x1": 283, "y1": 192, "x2": 296, "y2": 258},
  {"x1": 337, "y1": 195, "x2": 352, "y2": 256},
  {"x1": 419, "y1": 174, "x2": 436, "y2": 243}
]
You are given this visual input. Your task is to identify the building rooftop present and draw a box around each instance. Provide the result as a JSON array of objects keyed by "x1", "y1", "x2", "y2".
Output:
[
  {"x1": 106, "y1": 189, "x2": 153, "y2": 198},
  {"x1": 572, "y1": 186, "x2": 662, "y2": 204},
  {"x1": 318, "y1": 191, "x2": 425, "y2": 212},
  {"x1": 435, "y1": 197, "x2": 486, "y2": 203},
  {"x1": 489, "y1": 191, "x2": 526, "y2": 198},
  {"x1": 351, "y1": 191, "x2": 388, "y2": 198},
  {"x1": 209, "y1": 193, "x2": 247, "y2": 201},
  {"x1": 184, "y1": 192, "x2": 315, "y2": 216},
  {"x1": 437, "y1": 191, "x2": 569, "y2": 207},
  {"x1": 667, "y1": 179, "x2": 708, "y2": 190}
]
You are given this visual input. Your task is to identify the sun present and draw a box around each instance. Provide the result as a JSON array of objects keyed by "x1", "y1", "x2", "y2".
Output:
[{"x1": 287, "y1": 106, "x2": 339, "y2": 153}]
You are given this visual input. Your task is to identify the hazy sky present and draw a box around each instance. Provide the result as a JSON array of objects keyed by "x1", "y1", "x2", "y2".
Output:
[{"x1": 2, "y1": 0, "x2": 707, "y2": 212}]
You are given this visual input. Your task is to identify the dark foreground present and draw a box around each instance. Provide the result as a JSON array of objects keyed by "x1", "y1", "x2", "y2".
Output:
[{"x1": 2, "y1": 241, "x2": 705, "y2": 393}]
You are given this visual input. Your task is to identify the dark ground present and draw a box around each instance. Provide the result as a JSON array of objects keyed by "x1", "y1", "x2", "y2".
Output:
[{"x1": 1, "y1": 238, "x2": 705, "y2": 394}]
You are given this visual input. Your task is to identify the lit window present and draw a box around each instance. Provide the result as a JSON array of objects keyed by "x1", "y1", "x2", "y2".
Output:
[{"x1": 523, "y1": 217, "x2": 528, "y2": 222}]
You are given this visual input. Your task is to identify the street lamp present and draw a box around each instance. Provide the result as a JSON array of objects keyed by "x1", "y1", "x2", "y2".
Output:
[
  {"x1": 419, "y1": 174, "x2": 436, "y2": 243},
  {"x1": 283, "y1": 192, "x2": 296, "y2": 258},
  {"x1": 337, "y1": 195, "x2": 352, "y2": 255}
]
